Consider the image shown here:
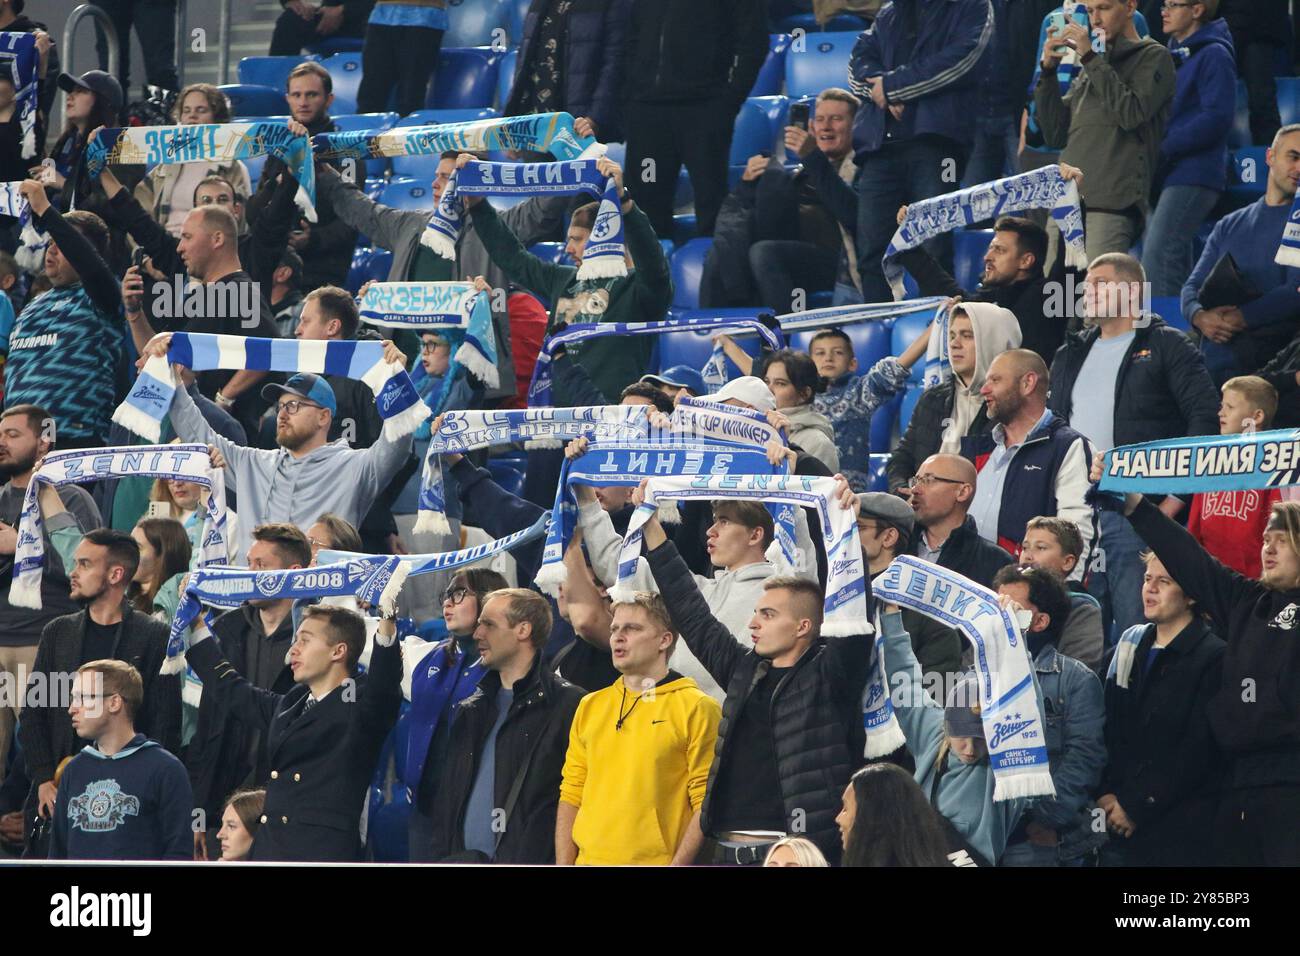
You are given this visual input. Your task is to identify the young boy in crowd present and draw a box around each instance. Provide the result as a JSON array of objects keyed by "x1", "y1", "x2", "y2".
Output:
[
  {"x1": 1186, "y1": 376, "x2": 1280, "y2": 578},
  {"x1": 1020, "y1": 516, "x2": 1104, "y2": 670}
]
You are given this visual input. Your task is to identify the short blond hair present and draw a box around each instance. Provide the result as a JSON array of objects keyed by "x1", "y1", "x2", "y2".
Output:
[
  {"x1": 815, "y1": 87, "x2": 860, "y2": 113},
  {"x1": 1222, "y1": 375, "x2": 1278, "y2": 427},
  {"x1": 611, "y1": 592, "x2": 677, "y2": 654},
  {"x1": 78, "y1": 659, "x2": 144, "y2": 721},
  {"x1": 764, "y1": 836, "x2": 830, "y2": 867}
]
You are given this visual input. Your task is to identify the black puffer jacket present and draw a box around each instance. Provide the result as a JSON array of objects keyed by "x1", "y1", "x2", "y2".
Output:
[
  {"x1": 646, "y1": 540, "x2": 872, "y2": 864},
  {"x1": 624, "y1": 0, "x2": 768, "y2": 105},
  {"x1": 886, "y1": 380, "x2": 993, "y2": 493},
  {"x1": 914, "y1": 514, "x2": 1014, "y2": 590}
]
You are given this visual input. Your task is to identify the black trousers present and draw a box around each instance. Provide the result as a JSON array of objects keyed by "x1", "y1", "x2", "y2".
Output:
[
  {"x1": 90, "y1": 0, "x2": 178, "y2": 95},
  {"x1": 356, "y1": 23, "x2": 445, "y2": 116},
  {"x1": 269, "y1": 2, "x2": 372, "y2": 57},
  {"x1": 1215, "y1": 784, "x2": 1300, "y2": 866},
  {"x1": 625, "y1": 95, "x2": 739, "y2": 238},
  {"x1": 1238, "y1": 40, "x2": 1283, "y2": 146}
]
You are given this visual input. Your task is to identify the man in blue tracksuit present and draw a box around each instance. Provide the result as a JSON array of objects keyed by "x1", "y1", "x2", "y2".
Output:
[{"x1": 847, "y1": 0, "x2": 994, "y2": 301}]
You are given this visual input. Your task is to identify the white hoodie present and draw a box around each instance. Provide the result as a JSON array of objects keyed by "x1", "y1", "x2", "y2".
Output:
[{"x1": 940, "y1": 301, "x2": 1022, "y2": 454}]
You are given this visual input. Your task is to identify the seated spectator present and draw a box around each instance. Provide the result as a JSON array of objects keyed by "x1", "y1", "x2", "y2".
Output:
[
  {"x1": 1185, "y1": 125, "x2": 1300, "y2": 384},
  {"x1": 1020, "y1": 516, "x2": 1105, "y2": 669},
  {"x1": 856, "y1": 492, "x2": 963, "y2": 680},
  {"x1": 185, "y1": 604, "x2": 402, "y2": 861},
  {"x1": 638, "y1": 366, "x2": 705, "y2": 403},
  {"x1": 270, "y1": 0, "x2": 372, "y2": 57},
  {"x1": 1053, "y1": 253, "x2": 1219, "y2": 641},
  {"x1": 965, "y1": 349, "x2": 1096, "y2": 576},
  {"x1": 133, "y1": 83, "x2": 253, "y2": 238},
  {"x1": 1187, "y1": 376, "x2": 1281, "y2": 577},
  {"x1": 1140, "y1": 1, "x2": 1235, "y2": 297},
  {"x1": 704, "y1": 88, "x2": 860, "y2": 312},
  {"x1": 557, "y1": 593, "x2": 721, "y2": 865},
  {"x1": 49, "y1": 660, "x2": 192, "y2": 860},
  {"x1": 128, "y1": 516, "x2": 191, "y2": 621},
  {"x1": 355, "y1": 0, "x2": 444, "y2": 117},
  {"x1": 270, "y1": 249, "x2": 305, "y2": 338},
  {"x1": 404, "y1": 569, "x2": 508, "y2": 862},
  {"x1": 1099, "y1": 552, "x2": 1225, "y2": 866},
  {"x1": 504, "y1": 0, "x2": 629, "y2": 143},
  {"x1": 837, "y1": 762, "x2": 960, "y2": 867},
  {"x1": 217, "y1": 788, "x2": 266, "y2": 862},
  {"x1": 429, "y1": 589, "x2": 584, "y2": 863},
  {"x1": 993, "y1": 565, "x2": 1106, "y2": 866},
  {"x1": 847, "y1": 0, "x2": 995, "y2": 300},
  {"x1": 887, "y1": 303, "x2": 1022, "y2": 496},
  {"x1": 909, "y1": 453, "x2": 1014, "y2": 589},
  {"x1": 1033, "y1": 0, "x2": 1175, "y2": 264},
  {"x1": 894, "y1": 206, "x2": 1076, "y2": 364},
  {"x1": 762, "y1": 836, "x2": 829, "y2": 867},
  {"x1": 463, "y1": 156, "x2": 672, "y2": 405},
  {"x1": 809, "y1": 327, "x2": 927, "y2": 491}
]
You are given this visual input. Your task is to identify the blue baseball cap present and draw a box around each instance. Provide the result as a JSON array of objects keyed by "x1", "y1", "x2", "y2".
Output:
[
  {"x1": 641, "y1": 365, "x2": 706, "y2": 396},
  {"x1": 262, "y1": 373, "x2": 337, "y2": 417}
]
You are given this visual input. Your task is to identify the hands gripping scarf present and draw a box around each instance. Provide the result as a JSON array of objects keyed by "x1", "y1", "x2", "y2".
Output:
[
  {"x1": 416, "y1": 406, "x2": 649, "y2": 535},
  {"x1": 884, "y1": 166, "x2": 1086, "y2": 300},
  {"x1": 426, "y1": 160, "x2": 626, "y2": 280},
  {"x1": 358, "y1": 282, "x2": 499, "y2": 394},
  {"x1": 529, "y1": 315, "x2": 784, "y2": 408},
  {"x1": 11, "y1": 445, "x2": 228, "y2": 610},
  {"x1": 872, "y1": 556, "x2": 1055, "y2": 800},
  {"x1": 165, "y1": 556, "x2": 408, "y2": 675},
  {"x1": 86, "y1": 122, "x2": 317, "y2": 220},
  {"x1": 322, "y1": 509, "x2": 551, "y2": 577},
  {"x1": 614, "y1": 475, "x2": 870, "y2": 636},
  {"x1": 1096, "y1": 429, "x2": 1300, "y2": 497},
  {"x1": 115, "y1": 333, "x2": 430, "y2": 444},
  {"x1": 0, "y1": 33, "x2": 38, "y2": 159}
]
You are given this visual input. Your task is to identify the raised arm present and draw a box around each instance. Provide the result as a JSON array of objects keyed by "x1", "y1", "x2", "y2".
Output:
[
  {"x1": 184, "y1": 622, "x2": 284, "y2": 733},
  {"x1": 23, "y1": 180, "x2": 120, "y2": 314}
]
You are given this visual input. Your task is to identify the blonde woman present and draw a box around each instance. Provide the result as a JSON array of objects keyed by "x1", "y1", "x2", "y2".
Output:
[{"x1": 763, "y1": 837, "x2": 829, "y2": 868}]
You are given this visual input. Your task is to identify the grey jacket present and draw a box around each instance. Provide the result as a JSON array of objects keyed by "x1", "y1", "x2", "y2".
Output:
[
  {"x1": 317, "y1": 167, "x2": 570, "y2": 402},
  {"x1": 169, "y1": 385, "x2": 411, "y2": 562}
]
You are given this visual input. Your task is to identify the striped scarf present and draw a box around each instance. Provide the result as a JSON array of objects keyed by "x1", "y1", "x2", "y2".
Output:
[
  {"x1": 1098, "y1": 429, "x2": 1300, "y2": 495},
  {"x1": 323, "y1": 510, "x2": 551, "y2": 577},
  {"x1": 0, "y1": 33, "x2": 38, "y2": 159},
  {"x1": 312, "y1": 111, "x2": 601, "y2": 163}
]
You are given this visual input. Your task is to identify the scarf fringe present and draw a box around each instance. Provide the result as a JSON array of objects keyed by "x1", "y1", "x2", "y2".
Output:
[
  {"x1": 111, "y1": 401, "x2": 165, "y2": 443},
  {"x1": 382, "y1": 401, "x2": 432, "y2": 442},
  {"x1": 524, "y1": 438, "x2": 563, "y2": 450},
  {"x1": 7, "y1": 574, "x2": 40, "y2": 610},
  {"x1": 412, "y1": 508, "x2": 452, "y2": 536},
  {"x1": 993, "y1": 771, "x2": 1057, "y2": 802},
  {"x1": 378, "y1": 561, "x2": 410, "y2": 618},
  {"x1": 419, "y1": 228, "x2": 457, "y2": 261},
  {"x1": 657, "y1": 499, "x2": 680, "y2": 525},
  {"x1": 607, "y1": 584, "x2": 637, "y2": 604},
  {"x1": 454, "y1": 341, "x2": 500, "y2": 389},
  {"x1": 160, "y1": 650, "x2": 188, "y2": 677},
  {"x1": 21, "y1": 128, "x2": 35, "y2": 160},
  {"x1": 864, "y1": 721, "x2": 906, "y2": 759},
  {"x1": 534, "y1": 559, "x2": 566, "y2": 598},
  {"x1": 821, "y1": 616, "x2": 872, "y2": 638},
  {"x1": 576, "y1": 256, "x2": 628, "y2": 281}
]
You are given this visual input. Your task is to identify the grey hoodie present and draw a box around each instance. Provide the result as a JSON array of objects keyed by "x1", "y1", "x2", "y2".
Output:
[
  {"x1": 940, "y1": 302, "x2": 1022, "y2": 454},
  {"x1": 782, "y1": 402, "x2": 840, "y2": 472}
]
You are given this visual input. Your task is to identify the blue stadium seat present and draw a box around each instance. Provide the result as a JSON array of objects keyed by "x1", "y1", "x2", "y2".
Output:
[
  {"x1": 365, "y1": 177, "x2": 386, "y2": 199},
  {"x1": 731, "y1": 95, "x2": 790, "y2": 165},
  {"x1": 506, "y1": 0, "x2": 530, "y2": 40},
  {"x1": 891, "y1": 306, "x2": 934, "y2": 383},
  {"x1": 368, "y1": 248, "x2": 393, "y2": 282},
  {"x1": 488, "y1": 463, "x2": 526, "y2": 498},
  {"x1": 379, "y1": 177, "x2": 435, "y2": 211},
  {"x1": 672, "y1": 214, "x2": 697, "y2": 246},
  {"x1": 304, "y1": 36, "x2": 365, "y2": 55},
  {"x1": 333, "y1": 112, "x2": 399, "y2": 178},
  {"x1": 444, "y1": 0, "x2": 508, "y2": 48},
  {"x1": 752, "y1": 34, "x2": 792, "y2": 97},
  {"x1": 218, "y1": 84, "x2": 287, "y2": 117},
  {"x1": 527, "y1": 241, "x2": 566, "y2": 264},
  {"x1": 1279, "y1": 76, "x2": 1300, "y2": 127},
  {"x1": 657, "y1": 323, "x2": 766, "y2": 379},
  {"x1": 899, "y1": 383, "x2": 924, "y2": 433},
  {"x1": 953, "y1": 230, "x2": 992, "y2": 291},
  {"x1": 346, "y1": 247, "x2": 373, "y2": 294},
  {"x1": 869, "y1": 395, "x2": 900, "y2": 454},
  {"x1": 868, "y1": 452, "x2": 891, "y2": 492},
  {"x1": 784, "y1": 31, "x2": 860, "y2": 99},
  {"x1": 1228, "y1": 147, "x2": 1268, "y2": 204},
  {"x1": 428, "y1": 48, "x2": 503, "y2": 109},
  {"x1": 391, "y1": 108, "x2": 499, "y2": 179},
  {"x1": 318, "y1": 52, "x2": 364, "y2": 114},
  {"x1": 1227, "y1": 80, "x2": 1252, "y2": 148},
  {"x1": 1150, "y1": 296, "x2": 1189, "y2": 332},
  {"x1": 791, "y1": 318, "x2": 890, "y2": 367},
  {"x1": 236, "y1": 56, "x2": 304, "y2": 91},
  {"x1": 497, "y1": 48, "x2": 518, "y2": 108},
  {"x1": 670, "y1": 238, "x2": 714, "y2": 310}
]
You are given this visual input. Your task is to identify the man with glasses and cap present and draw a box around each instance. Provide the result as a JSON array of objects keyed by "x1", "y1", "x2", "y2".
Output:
[
  {"x1": 908, "y1": 452, "x2": 1013, "y2": 589},
  {"x1": 639, "y1": 365, "x2": 706, "y2": 403}
]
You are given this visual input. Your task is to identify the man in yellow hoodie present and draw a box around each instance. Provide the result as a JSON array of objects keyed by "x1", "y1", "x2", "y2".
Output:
[{"x1": 556, "y1": 593, "x2": 721, "y2": 866}]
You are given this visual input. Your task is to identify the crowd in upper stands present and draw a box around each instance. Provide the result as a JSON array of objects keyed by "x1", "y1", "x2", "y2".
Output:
[{"x1": 0, "y1": 0, "x2": 1296, "y2": 868}]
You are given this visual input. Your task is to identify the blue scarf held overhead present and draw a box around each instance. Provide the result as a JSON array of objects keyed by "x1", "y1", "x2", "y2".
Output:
[
  {"x1": 1098, "y1": 429, "x2": 1300, "y2": 496},
  {"x1": 0, "y1": 33, "x2": 38, "y2": 159},
  {"x1": 312, "y1": 111, "x2": 601, "y2": 163},
  {"x1": 323, "y1": 510, "x2": 551, "y2": 577}
]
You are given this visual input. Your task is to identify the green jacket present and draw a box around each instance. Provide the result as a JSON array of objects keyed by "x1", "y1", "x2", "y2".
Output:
[
  {"x1": 1034, "y1": 34, "x2": 1175, "y2": 215},
  {"x1": 469, "y1": 199, "x2": 673, "y2": 405}
]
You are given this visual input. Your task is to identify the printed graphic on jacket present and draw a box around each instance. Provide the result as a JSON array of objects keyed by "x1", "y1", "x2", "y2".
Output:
[{"x1": 68, "y1": 778, "x2": 141, "y2": 832}]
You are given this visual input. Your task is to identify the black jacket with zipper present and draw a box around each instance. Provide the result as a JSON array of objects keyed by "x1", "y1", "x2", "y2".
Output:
[
  {"x1": 645, "y1": 539, "x2": 873, "y2": 864},
  {"x1": 427, "y1": 654, "x2": 584, "y2": 863},
  {"x1": 915, "y1": 514, "x2": 1014, "y2": 590},
  {"x1": 886, "y1": 379, "x2": 993, "y2": 494}
]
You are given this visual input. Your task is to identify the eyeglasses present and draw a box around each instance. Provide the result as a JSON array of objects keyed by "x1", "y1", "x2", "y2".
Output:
[
  {"x1": 421, "y1": 341, "x2": 446, "y2": 354},
  {"x1": 908, "y1": 474, "x2": 968, "y2": 489},
  {"x1": 277, "y1": 399, "x2": 321, "y2": 417},
  {"x1": 442, "y1": 586, "x2": 471, "y2": 606},
  {"x1": 1160, "y1": 1, "x2": 1194, "y2": 7}
]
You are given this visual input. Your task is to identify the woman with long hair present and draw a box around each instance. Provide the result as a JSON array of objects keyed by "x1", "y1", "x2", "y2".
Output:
[
  {"x1": 129, "y1": 517, "x2": 192, "y2": 620},
  {"x1": 216, "y1": 789, "x2": 265, "y2": 861},
  {"x1": 763, "y1": 836, "x2": 830, "y2": 868},
  {"x1": 837, "y1": 763, "x2": 952, "y2": 867}
]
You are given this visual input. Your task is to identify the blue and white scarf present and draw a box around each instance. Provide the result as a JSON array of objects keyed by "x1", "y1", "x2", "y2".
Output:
[
  {"x1": 11, "y1": 445, "x2": 228, "y2": 610},
  {"x1": 776, "y1": 296, "x2": 948, "y2": 332},
  {"x1": 85, "y1": 122, "x2": 317, "y2": 220},
  {"x1": 536, "y1": 443, "x2": 786, "y2": 596},
  {"x1": 862, "y1": 607, "x2": 907, "y2": 758},
  {"x1": 873, "y1": 556, "x2": 1055, "y2": 800},
  {"x1": 0, "y1": 178, "x2": 45, "y2": 272},
  {"x1": 530, "y1": 316, "x2": 784, "y2": 408},
  {"x1": 669, "y1": 396, "x2": 785, "y2": 448},
  {"x1": 166, "y1": 556, "x2": 408, "y2": 674},
  {"x1": 116, "y1": 333, "x2": 431, "y2": 444},
  {"x1": 1098, "y1": 429, "x2": 1300, "y2": 496},
  {"x1": 312, "y1": 110, "x2": 601, "y2": 164},
  {"x1": 358, "y1": 282, "x2": 499, "y2": 391},
  {"x1": 426, "y1": 160, "x2": 626, "y2": 280},
  {"x1": 323, "y1": 510, "x2": 551, "y2": 577},
  {"x1": 884, "y1": 166, "x2": 1086, "y2": 300},
  {"x1": 0, "y1": 33, "x2": 38, "y2": 159},
  {"x1": 1277, "y1": 195, "x2": 1300, "y2": 269},
  {"x1": 415, "y1": 405, "x2": 649, "y2": 534},
  {"x1": 615, "y1": 474, "x2": 870, "y2": 636},
  {"x1": 1106, "y1": 624, "x2": 1147, "y2": 690}
]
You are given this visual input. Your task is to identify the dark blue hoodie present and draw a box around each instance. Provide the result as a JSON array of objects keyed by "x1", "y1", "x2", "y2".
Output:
[{"x1": 1159, "y1": 18, "x2": 1237, "y2": 192}]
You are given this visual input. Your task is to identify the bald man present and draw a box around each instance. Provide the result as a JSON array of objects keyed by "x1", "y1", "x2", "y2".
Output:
[
  {"x1": 909, "y1": 453, "x2": 1012, "y2": 589},
  {"x1": 963, "y1": 349, "x2": 1096, "y2": 582}
]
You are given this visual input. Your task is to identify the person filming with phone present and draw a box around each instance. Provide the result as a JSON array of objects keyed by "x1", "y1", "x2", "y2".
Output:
[{"x1": 700, "y1": 88, "x2": 862, "y2": 312}]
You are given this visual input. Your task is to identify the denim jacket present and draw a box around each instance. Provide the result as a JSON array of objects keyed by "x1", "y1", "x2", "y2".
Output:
[{"x1": 1028, "y1": 643, "x2": 1108, "y2": 860}]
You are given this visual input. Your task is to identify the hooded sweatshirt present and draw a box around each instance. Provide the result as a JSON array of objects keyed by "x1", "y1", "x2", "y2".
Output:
[
  {"x1": 559, "y1": 674, "x2": 720, "y2": 865},
  {"x1": 940, "y1": 302, "x2": 1022, "y2": 455},
  {"x1": 781, "y1": 402, "x2": 840, "y2": 473},
  {"x1": 1159, "y1": 18, "x2": 1236, "y2": 192}
]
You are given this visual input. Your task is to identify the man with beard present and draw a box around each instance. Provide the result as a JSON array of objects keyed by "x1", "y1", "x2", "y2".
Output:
[
  {"x1": 18, "y1": 528, "x2": 179, "y2": 857},
  {"x1": 963, "y1": 349, "x2": 1096, "y2": 579},
  {"x1": 0, "y1": 405, "x2": 101, "y2": 789}
]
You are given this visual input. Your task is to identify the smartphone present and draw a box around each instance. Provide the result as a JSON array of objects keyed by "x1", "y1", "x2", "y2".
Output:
[
  {"x1": 146, "y1": 501, "x2": 171, "y2": 519},
  {"x1": 789, "y1": 102, "x2": 810, "y2": 131},
  {"x1": 131, "y1": 247, "x2": 149, "y2": 270},
  {"x1": 1046, "y1": 10, "x2": 1070, "y2": 53}
]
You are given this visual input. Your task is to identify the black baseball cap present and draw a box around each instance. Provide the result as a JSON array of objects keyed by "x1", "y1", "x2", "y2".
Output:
[{"x1": 57, "y1": 70, "x2": 123, "y2": 117}]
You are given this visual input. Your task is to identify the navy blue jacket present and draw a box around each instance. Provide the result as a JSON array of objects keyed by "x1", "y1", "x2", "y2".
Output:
[
  {"x1": 506, "y1": 0, "x2": 633, "y2": 142},
  {"x1": 848, "y1": 0, "x2": 994, "y2": 157},
  {"x1": 1159, "y1": 19, "x2": 1236, "y2": 192}
]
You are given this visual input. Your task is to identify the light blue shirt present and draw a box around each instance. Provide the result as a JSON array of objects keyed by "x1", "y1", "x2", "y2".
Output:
[
  {"x1": 1067, "y1": 331, "x2": 1135, "y2": 452},
  {"x1": 369, "y1": 1, "x2": 450, "y2": 30},
  {"x1": 969, "y1": 408, "x2": 1052, "y2": 546},
  {"x1": 462, "y1": 686, "x2": 513, "y2": 858}
]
